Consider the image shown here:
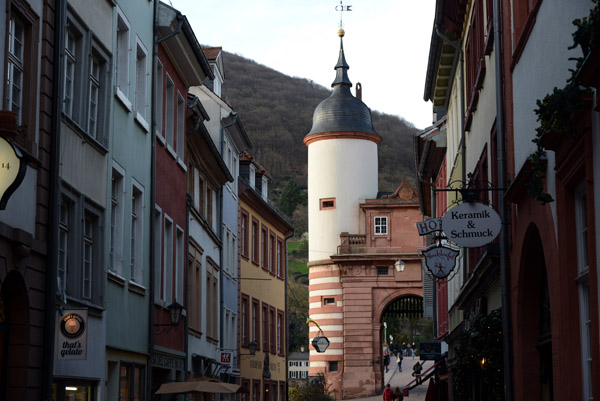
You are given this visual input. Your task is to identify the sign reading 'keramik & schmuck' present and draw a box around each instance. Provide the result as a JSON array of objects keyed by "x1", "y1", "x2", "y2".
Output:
[{"x1": 441, "y1": 202, "x2": 501, "y2": 247}]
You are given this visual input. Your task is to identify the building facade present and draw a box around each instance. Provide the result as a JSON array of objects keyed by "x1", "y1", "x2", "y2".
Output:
[
  {"x1": 0, "y1": 0, "x2": 53, "y2": 398},
  {"x1": 238, "y1": 153, "x2": 293, "y2": 401},
  {"x1": 422, "y1": 0, "x2": 600, "y2": 400}
]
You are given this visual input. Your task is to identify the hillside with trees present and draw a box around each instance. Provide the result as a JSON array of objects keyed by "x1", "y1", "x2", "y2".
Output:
[{"x1": 221, "y1": 51, "x2": 420, "y2": 197}]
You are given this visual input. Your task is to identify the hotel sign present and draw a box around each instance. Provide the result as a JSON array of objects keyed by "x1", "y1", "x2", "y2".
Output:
[
  {"x1": 57, "y1": 309, "x2": 88, "y2": 360},
  {"x1": 442, "y1": 202, "x2": 501, "y2": 247},
  {"x1": 416, "y1": 218, "x2": 443, "y2": 236}
]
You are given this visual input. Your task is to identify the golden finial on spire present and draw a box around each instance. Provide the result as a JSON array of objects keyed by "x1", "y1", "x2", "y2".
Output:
[{"x1": 338, "y1": 28, "x2": 345, "y2": 37}]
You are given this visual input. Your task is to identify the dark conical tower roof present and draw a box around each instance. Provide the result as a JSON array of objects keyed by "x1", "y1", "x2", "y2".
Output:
[{"x1": 306, "y1": 29, "x2": 379, "y2": 138}]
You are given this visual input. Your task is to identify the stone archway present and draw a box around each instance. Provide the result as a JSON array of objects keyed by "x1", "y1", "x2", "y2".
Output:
[
  {"x1": 376, "y1": 293, "x2": 424, "y2": 387},
  {"x1": 0, "y1": 271, "x2": 30, "y2": 400},
  {"x1": 514, "y1": 224, "x2": 553, "y2": 401}
]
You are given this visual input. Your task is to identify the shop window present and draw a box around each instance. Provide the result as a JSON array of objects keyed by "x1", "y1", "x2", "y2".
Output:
[{"x1": 119, "y1": 363, "x2": 145, "y2": 401}]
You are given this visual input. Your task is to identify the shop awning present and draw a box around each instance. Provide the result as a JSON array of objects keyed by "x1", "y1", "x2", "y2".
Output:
[{"x1": 155, "y1": 378, "x2": 240, "y2": 394}]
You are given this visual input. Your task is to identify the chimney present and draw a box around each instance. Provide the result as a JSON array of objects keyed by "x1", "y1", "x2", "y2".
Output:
[{"x1": 356, "y1": 82, "x2": 362, "y2": 99}]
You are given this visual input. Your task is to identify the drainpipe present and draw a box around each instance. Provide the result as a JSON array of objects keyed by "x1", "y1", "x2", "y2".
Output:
[
  {"x1": 492, "y1": 0, "x2": 513, "y2": 400},
  {"x1": 434, "y1": 25, "x2": 468, "y2": 284},
  {"x1": 148, "y1": 0, "x2": 159, "y2": 397},
  {"x1": 42, "y1": 0, "x2": 66, "y2": 399}
]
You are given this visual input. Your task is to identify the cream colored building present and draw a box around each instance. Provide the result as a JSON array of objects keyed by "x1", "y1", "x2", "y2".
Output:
[{"x1": 238, "y1": 153, "x2": 293, "y2": 401}]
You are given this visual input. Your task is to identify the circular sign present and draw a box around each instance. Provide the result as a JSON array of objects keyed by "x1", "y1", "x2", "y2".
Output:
[
  {"x1": 442, "y1": 202, "x2": 502, "y2": 247},
  {"x1": 60, "y1": 313, "x2": 86, "y2": 339},
  {"x1": 312, "y1": 336, "x2": 330, "y2": 353}
]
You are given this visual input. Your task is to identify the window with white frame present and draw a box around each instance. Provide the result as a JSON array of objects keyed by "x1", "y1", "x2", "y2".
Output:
[
  {"x1": 374, "y1": 216, "x2": 388, "y2": 235},
  {"x1": 5, "y1": 4, "x2": 40, "y2": 147},
  {"x1": 63, "y1": 27, "x2": 79, "y2": 119},
  {"x1": 82, "y1": 212, "x2": 95, "y2": 300},
  {"x1": 165, "y1": 75, "x2": 174, "y2": 150},
  {"x1": 249, "y1": 164, "x2": 256, "y2": 188},
  {"x1": 261, "y1": 176, "x2": 268, "y2": 200},
  {"x1": 177, "y1": 92, "x2": 185, "y2": 158},
  {"x1": 575, "y1": 182, "x2": 593, "y2": 401},
  {"x1": 88, "y1": 55, "x2": 101, "y2": 139},
  {"x1": 155, "y1": 59, "x2": 164, "y2": 139},
  {"x1": 63, "y1": 11, "x2": 110, "y2": 144},
  {"x1": 110, "y1": 166, "x2": 124, "y2": 275},
  {"x1": 135, "y1": 39, "x2": 148, "y2": 125},
  {"x1": 163, "y1": 216, "x2": 173, "y2": 303},
  {"x1": 116, "y1": 8, "x2": 130, "y2": 103},
  {"x1": 175, "y1": 226, "x2": 184, "y2": 303},
  {"x1": 7, "y1": 15, "x2": 24, "y2": 125},
  {"x1": 130, "y1": 183, "x2": 144, "y2": 284},
  {"x1": 206, "y1": 260, "x2": 219, "y2": 340},
  {"x1": 58, "y1": 199, "x2": 71, "y2": 294},
  {"x1": 58, "y1": 188, "x2": 104, "y2": 306}
]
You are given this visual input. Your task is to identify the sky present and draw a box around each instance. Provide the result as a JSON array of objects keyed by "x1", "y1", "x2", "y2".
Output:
[{"x1": 171, "y1": 0, "x2": 437, "y2": 130}]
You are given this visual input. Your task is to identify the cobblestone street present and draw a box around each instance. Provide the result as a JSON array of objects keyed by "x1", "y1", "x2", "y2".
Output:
[{"x1": 343, "y1": 359, "x2": 433, "y2": 401}]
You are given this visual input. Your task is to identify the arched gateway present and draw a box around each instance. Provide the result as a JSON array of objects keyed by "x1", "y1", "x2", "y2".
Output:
[{"x1": 304, "y1": 28, "x2": 425, "y2": 400}]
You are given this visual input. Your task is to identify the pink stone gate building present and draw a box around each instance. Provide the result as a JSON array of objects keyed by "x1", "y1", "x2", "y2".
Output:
[{"x1": 307, "y1": 187, "x2": 424, "y2": 399}]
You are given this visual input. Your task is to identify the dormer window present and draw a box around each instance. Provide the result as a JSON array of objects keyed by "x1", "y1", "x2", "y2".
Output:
[
  {"x1": 261, "y1": 177, "x2": 268, "y2": 200},
  {"x1": 212, "y1": 65, "x2": 221, "y2": 96},
  {"x1": 249, "y1": 165, "x2": 256, "y2": 188}
]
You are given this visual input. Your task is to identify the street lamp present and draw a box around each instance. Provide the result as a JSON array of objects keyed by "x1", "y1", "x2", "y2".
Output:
[
  {"x1": 240, "y1": 341, "x2": 258, "y2": 359},
  {"x1": 154, "y1": 302, "x2": 184, "y2": 334},
  {"x1": 394, "y1": 260, "x2": 405, "y2": 272}
]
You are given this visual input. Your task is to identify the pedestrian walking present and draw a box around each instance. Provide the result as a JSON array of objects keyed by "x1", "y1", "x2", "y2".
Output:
[
  {"x1": 401, "y1": 342, "x2": 407, "y2": 356},
  {"x1": 412, "y1": 361, "x2": 423, "y2": 377},
  {"x1": 412, "y1": 342, "x2": 416, "y2": 358},
  {"x1": 383, "y1": 383, "x2": 394, "y2": 401},
  {"x1": 393, "y1": 386, "x2": 404, "y2": 401},
  {"x1": 397, "y1": 354, "x2": 403, "y2": 372},
  {"x1": 384, "y1": 350, "x2": 390, "y2": 372}
]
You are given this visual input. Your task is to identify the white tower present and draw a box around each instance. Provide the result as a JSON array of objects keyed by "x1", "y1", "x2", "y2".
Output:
[{"x1": 303, "y1": 29, "x2": 381, "y2": 262}]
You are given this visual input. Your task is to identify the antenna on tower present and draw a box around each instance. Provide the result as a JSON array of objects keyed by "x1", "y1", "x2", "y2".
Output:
[{"x1": 335, "y1": 0, "x2": 352, "y2": 30}]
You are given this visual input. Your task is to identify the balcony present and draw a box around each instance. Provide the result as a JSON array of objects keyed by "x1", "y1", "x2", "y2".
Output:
[{"x1": 337, "y1": 233, "x2": 410, "y2": 255}]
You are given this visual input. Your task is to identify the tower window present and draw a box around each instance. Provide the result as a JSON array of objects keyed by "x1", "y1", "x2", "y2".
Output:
[
  {"x1": 320, "y1": 198, "x2": 336, "y2": 210},
  {"x1": 328, "y1": 361, "x2": 339, "y2": 372},
  {"x1": 323, "y1": 297, "x2": 335, "y2": 305},
  {"x1": 374, "y1": 216, "x2": 388, "y2": 235}
]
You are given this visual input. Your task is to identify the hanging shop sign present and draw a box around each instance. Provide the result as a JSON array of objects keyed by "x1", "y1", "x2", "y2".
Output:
[
  {"x1": 416, "y1": 218, "x2": 443, "y2": 236},
  {"x1": 419, "y1": 341, "x2": 442, "y2": 361},
  {"x1": 57, "y1": 309, "x2": 88, "y2": 360},
  {"x1": 311, "y1": 335, "x2": 330, "y2": 353},
  {"x1": 441, "y1": 202, "x2": 501, "y2": 247},
  {"x1": 421, "y1": 244, "x2": 460, "y2": 279},
  {"x1": 0, "y1": 136, "x2": 26, "y2": 210},
  {"x1": 220, "y1": 351, "x2": 233, "y2": 368}
]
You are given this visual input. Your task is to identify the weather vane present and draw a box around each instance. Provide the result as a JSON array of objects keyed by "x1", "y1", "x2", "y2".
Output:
[{"x1": 335, "y1": 0, "x2": 352, "y2": 29}]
